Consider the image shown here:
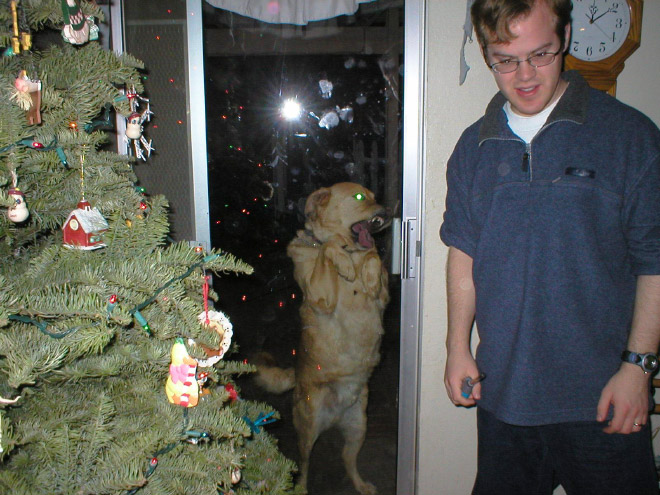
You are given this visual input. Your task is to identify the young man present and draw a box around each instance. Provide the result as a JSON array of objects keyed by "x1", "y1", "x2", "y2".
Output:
[{"x1": 440, "y1": 0, "x2": 660, "y2": 493}]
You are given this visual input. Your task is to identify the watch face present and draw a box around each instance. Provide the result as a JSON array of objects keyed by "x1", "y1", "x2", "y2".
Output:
[
  {"x1": 570, "y1": 0, "x2": 631, "y2": 62},
  {"x1": 642, "y1": 354, "x2": 659, "y2": 372}
]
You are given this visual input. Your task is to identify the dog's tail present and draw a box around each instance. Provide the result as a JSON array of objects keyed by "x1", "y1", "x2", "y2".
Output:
[{"x1": 251, "y1": 352, "x2": 295, "y2": 394}]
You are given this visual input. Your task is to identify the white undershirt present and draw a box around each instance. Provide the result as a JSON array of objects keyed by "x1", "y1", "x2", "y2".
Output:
[{"x1": 504, "y1": 97, "x2": 560, "y2": 144}]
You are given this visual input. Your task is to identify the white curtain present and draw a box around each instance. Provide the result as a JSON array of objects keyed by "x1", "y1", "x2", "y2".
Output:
[{"x1": 204, "y1": 0, "x2": 377, "y2": 25}]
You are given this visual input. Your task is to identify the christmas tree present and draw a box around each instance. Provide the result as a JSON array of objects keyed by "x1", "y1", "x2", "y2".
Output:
[{"x1": 0, "y1": 1, "x2": 300, "y2": 493}]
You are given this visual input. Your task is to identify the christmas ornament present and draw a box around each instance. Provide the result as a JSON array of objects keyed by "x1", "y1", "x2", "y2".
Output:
[
  {"x1": 196, "y1": 371, "x2": 211, "y2": 396},
  {"x1": 61, "y1": 0, "x2": 98, "y2": 45},
  {"x1": 7, "y1": 187, "x2": 29, "y2": 223},
  {"x1": 231, "y1": 467, "x2": 242, "y2": 484},
  {"x1": 14, "y1": 71, "x2": 42, "y2": 125},
  {"x1": 198, "y1": 310, "x2": 233, "y2": 360},
  {"x1": 224, "y1": 383, "x2": 239, "y2": 402},
  {"x1": 165, "y1": 338, "x2": 199, "y2": 407},
  {"x1": 9, "y1": 1, "x2": 31, "y2": 54},
  {"x1": 63, "y1": 153, "x2": 108, "y2": 249},
  {"x1": 62, "y1": 199, "x2": 108, "y2": 249},
  {"x1": 124, "y1": 87, "x2": 154, "y2": 161}
]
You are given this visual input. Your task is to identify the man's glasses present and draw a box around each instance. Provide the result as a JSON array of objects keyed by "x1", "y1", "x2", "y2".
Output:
[{"x1": 488, "y1": 49, "x2": 562, "y2": 74}]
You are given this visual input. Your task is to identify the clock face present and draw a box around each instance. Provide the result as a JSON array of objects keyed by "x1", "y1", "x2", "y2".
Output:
[{"x1": 570, "y1": 0, "x2": 631, "y2": 62}]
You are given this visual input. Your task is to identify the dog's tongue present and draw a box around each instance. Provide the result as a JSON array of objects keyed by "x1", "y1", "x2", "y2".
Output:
[{"x1": 352, "y1": 221, "x2": 374, "y2": 249}]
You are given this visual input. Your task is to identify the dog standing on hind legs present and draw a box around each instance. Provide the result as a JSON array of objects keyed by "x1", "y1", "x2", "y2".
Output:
[{"x1": 255, "y1": 182, "x2": 391, "y2": 494}]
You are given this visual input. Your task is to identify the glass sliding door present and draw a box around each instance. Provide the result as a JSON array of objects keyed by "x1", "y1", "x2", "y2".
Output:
[
  {"x1": 203, "y1": 3, "x2": 404, "y2": 494},
  {"x1": 116, "y1": 1, "x2": 425, "y2": 493}
]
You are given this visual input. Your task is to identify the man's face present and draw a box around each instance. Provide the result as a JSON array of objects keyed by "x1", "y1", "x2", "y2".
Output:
[{"x1": 485, "y1": 2, "x2": 570, "y2": 116}]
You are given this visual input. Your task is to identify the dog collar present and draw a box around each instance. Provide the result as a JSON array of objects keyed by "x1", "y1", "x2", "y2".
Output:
[{"x1": 300, "y1": 230, "x2": 322, "y2": 247}]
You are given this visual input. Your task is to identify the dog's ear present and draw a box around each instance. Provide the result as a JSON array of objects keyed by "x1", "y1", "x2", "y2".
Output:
[{"x1": 304, "y1": 188, "x2": 330, "y2": 222}]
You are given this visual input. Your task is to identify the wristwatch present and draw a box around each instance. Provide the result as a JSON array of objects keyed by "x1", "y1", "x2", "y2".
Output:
[{"x1": 621, "y1": 351, "x2": 659, "y2": 374}]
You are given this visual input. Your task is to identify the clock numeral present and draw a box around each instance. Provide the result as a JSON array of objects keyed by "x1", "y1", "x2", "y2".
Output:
[
  {"x1": 599, "y1": 42, "x2": 606, "y2": 53},
  {"x1": 612, "y1": 32, "x2": 616, "y2": 43},
  {"x1": 616, "y1": 18, "x2": 623, "y2": 28},
  {"x1": 572, "y1": 41, "x2": 580, "y2": 52},
  {"x1": 586, "y1": 46, "x2": 593, "y2": 57}
]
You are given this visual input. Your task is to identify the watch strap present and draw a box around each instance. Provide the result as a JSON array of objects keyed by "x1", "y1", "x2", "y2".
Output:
[
  {"x1": 621, "y1": 350, "x2": 641, "y2": 365},
  {"x1": 621, "y1": 350, "x2": 659, "y2": 373}
]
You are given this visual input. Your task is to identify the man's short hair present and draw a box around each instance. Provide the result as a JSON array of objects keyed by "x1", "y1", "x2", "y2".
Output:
[{"x1": 471, "y1": 0, "x2": 572, "y2": 50}]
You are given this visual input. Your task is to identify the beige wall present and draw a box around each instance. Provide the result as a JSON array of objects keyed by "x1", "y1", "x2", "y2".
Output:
[{"x1": 419, "y1": 2, "x2": 660, "y2": 494}]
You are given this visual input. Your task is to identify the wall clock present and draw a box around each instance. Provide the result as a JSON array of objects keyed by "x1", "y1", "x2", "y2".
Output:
[{"x1": 565, "y1": 0, "x2": 643, "y2": 96}]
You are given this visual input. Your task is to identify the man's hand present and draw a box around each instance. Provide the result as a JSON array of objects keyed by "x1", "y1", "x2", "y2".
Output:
[
  {"x1": 445, "y1": 349, "x2": 481, "y2": 407},
  {"x1": 597, "y1": 363, "x2": 650, "y2": 434}
]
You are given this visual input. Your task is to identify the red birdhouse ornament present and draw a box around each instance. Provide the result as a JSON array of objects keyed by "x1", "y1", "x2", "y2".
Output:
[{"x1": 62, "y1": 199, "x2": 108, "y2": 250}]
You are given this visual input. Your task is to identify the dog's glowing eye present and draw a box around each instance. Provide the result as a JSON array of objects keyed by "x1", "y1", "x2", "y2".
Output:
[{"x1": 353, "y1": 193, "x2": 366, "y2": 201}]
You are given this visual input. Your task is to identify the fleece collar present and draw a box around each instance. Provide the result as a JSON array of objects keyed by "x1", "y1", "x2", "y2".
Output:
[{"x1": 478, "y1": 70, "x2": 590, "y2": 145}]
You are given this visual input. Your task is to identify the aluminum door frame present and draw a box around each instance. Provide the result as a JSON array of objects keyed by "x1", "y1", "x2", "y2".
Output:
[{"x1": 397, "y1": 0, "x2": 426, "y2": 494}]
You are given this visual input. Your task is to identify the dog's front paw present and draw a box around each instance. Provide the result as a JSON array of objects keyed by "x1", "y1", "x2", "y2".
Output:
[
  {"x1": 360, "y1": 251, "x2": 382, "y2": 295},
  {"x1": 323, "y1": 241, "x2": 356, "y2": 281}
]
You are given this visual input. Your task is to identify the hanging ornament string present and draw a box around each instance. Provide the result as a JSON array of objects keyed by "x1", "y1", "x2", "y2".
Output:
[
  {"x1": 203, "y1": 274, "x2": 211, "y2": 325},
  {"x1": 8, "y1": 152, "x2": 18, "y2": 189},
  {"x1": 79, "y1": 149, "x2": 86, "y2": 201}
]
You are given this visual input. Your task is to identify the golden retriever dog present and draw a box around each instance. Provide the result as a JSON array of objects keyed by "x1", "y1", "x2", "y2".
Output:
[{"x1": 255, "y1": 182, "x2": 391, "y2": 494}]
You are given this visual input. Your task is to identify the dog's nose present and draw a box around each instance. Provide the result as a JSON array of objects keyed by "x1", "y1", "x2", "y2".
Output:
[
  {"x1": 368, "y1": 208, "x2": 392, "y2": 231},
  {"x1": 370, "y1": 216, "x2": 385, "y2": 229}
]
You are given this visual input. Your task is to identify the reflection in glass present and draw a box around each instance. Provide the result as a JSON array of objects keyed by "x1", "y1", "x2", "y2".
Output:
[{"x1": 204, "y1": 4, "x2": 402, "y2": 493}]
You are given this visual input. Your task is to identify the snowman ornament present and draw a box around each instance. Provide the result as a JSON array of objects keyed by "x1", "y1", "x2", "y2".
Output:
[
  {"x1": 7, "y1": 187, "x2": 29, "y2": 223},
  {"x1": 125, "y1": 111, "x2": 154, "y2": 161}
]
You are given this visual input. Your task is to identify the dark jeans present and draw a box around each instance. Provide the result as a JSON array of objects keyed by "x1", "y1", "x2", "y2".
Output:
[{"x1": 473, "y1": 407, "x2": 659, "y2": 495}]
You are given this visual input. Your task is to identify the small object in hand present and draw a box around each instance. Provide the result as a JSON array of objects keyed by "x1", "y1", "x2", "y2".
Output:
[{"x1": 461, "y1": 373, "x2": 486, "y2": 398}]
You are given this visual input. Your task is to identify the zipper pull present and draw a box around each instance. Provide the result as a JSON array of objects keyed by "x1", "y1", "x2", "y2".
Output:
[{"x1": 521, "y1": 151, "x2": 530, "y2": 172}]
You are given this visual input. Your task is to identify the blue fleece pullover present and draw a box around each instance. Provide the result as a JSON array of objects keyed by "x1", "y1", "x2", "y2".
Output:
[{"x1": 440, "y1": 71, "x2": 660, "y2": 426}]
